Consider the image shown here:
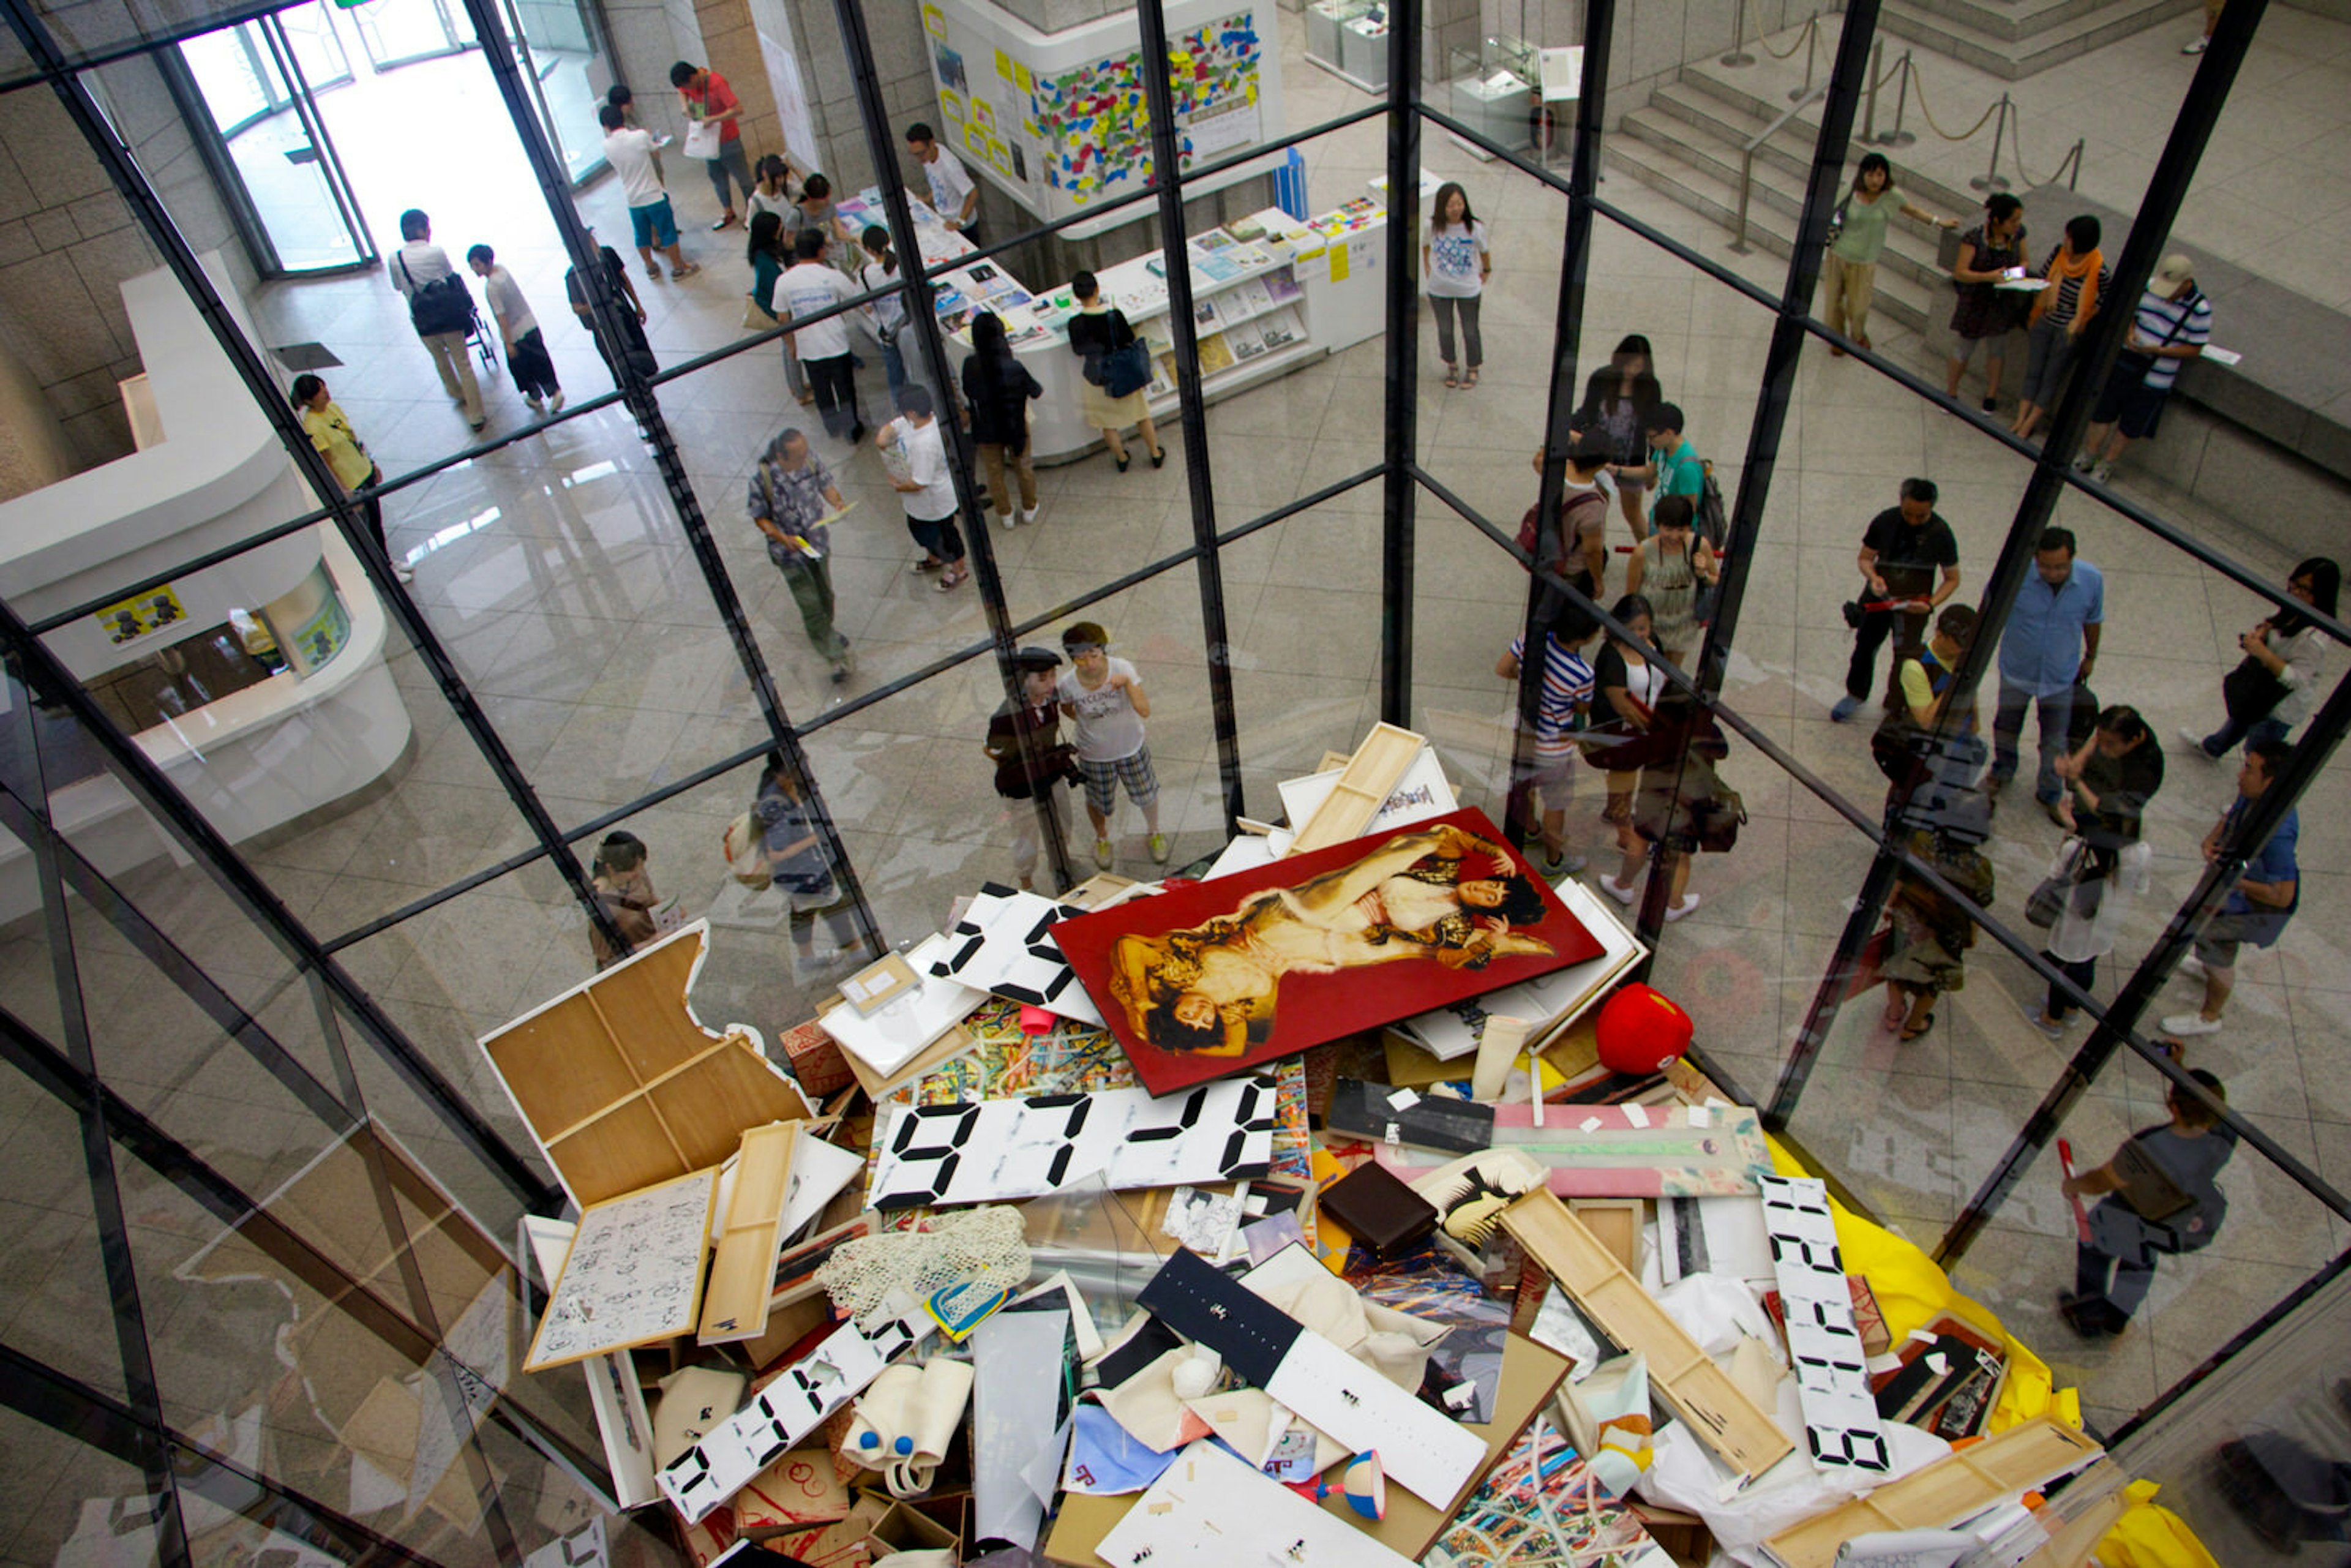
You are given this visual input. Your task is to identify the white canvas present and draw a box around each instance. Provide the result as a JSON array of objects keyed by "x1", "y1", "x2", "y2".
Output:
[
  {"x1": 1094, "y1": 1439, "x2": 1419, "y2": 1568},
  {"x1": 868, "y1": 1078, "x2": 1278, "y2": 1210},
  {"x1": 1397, "y1": 877, "x2": 1646, "y2": 1061},
  {"x1": 930, "y1": 883, "x2": 1103, "y2": 1026},
  {"x1": 822, "y1": 931, "x2": 987, "y2": 1075},
  {"x1": 1275, "y1": 743, "x2": 1456, "y2": 841}
]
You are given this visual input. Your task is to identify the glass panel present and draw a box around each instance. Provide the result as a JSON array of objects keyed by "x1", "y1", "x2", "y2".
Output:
[
  {"x1": 500, "y1": 0, "x2": 606, "y2": 184},
  {"x1": 0, "y1": 1064, "x2": 130, "y2": 1401},
  {"x1": 348, "y1": 0, "x2": 474, "y2": 72},
  {"x1": 0, "y1": 1407, "x2": 162, "y2": 1568}
]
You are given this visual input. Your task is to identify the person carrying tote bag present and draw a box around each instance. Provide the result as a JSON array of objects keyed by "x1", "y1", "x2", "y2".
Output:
[
  {"x1": 1066, "y1": 269, "x2": 1164, "y2": 473},
  {"x1": 2184, "y1": 557, "x2": 2338, "y2": 760}
]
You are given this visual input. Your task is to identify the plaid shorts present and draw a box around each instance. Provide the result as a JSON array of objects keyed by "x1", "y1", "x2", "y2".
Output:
[{"x1": 1076, "y1": 745, "x2": 1159, "y2": 816}]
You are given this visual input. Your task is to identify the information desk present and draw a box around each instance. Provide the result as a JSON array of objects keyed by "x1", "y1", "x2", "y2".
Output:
[{"x1": 918, "y1": 200, "x2": 1392, "y2": 465}]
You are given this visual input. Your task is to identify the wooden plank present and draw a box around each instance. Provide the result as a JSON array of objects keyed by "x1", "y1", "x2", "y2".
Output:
[
  {"x1": 1471, "y1": 1013, "x2": 1530, "y2": 1102},
  {"x1": 1759, "y1": 1418, "x2": 2105, "y2": 1568},
  {"x1": 1569, "y1": 1198, "x2": 1644, "y2": 1272},
  {"x1": 524, "y1": 1168, "x2": 717, "y2": 1373},
  {"x1": 1501, "y1": 1188, "x2": 1794, "y2": 1482},
  {"x1": 698, "y1": 1122, "x2": 798, "y2": 1344},
  {"x1": 1286, "y1": 722, "x2": 1425, "y2": 856}
]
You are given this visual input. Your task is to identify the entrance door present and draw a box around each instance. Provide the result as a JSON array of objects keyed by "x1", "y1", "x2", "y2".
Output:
[
  {"x1": 173, "y1": 7, "x2": 375, "y2": 276},
  {"x1": 494, "y1": 0, "x2": 612, "y2": 184},
  {"x1": 345, "y1": 0, "x2": 477, "y2": 72}
]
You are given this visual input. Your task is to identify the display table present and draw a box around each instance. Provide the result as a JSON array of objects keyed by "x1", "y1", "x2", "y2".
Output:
[{"x1": 920, "y1": 200, "x2": 1390, "y2": 465}]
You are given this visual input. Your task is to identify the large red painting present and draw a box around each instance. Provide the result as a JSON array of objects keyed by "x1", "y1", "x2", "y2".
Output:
[{"x1": 1051, "y1": 809, "x2": 1602, "y2": 1097}]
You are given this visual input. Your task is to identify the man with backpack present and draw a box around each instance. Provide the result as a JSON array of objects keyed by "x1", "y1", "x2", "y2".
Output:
[
  {"x1": 388, "y1": 209, "x2": 486, "y2": 433},
  {"x1": 1523, "y1": 435, "x2": 1616, "y2": 624},
  {"x1": 1637, "y1": 403, "x2": 1708, "y2": 541}
]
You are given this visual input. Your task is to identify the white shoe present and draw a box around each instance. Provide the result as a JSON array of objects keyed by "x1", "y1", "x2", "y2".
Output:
[
  {"x1": 2181, "y1": 35, "x2": 2208, "y2": 52},
  {"x1": 2091, "y1": 460, "x2": 2115, "y2": 484},
  {"x1": 2178, "y1": 725, "x2": 2218, "y2": 757},
  {"x1": 1019, "y1": 506, "x2": 1038, "y2": 525},
  {"x1": 2160, "y1": 1011, "x2": 2222, "y2": 1037},
  {"x1": 526, "y1": 394, "x2": 544, "y2": 413},
  {"x1": 1596, "y1": 872, "x2": 1637, "y2": 906},
  {"x1": 550, "y1": 391, "x2": 566, "y2": 411},
  {"x1": 2177, "y1": 954, "x2": 2207, "y2": 981},
  {"x1": 393, "y1": 563, "x2": 414, "y2": 584},
  {"x1": 1663, "y1": 893, "x2": 1702, "y2": 922}
]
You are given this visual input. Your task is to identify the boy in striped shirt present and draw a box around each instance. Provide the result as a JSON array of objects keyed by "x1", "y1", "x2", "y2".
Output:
[
  {"x1": 1498, "y1": 610, "x2": 1599, "y2": 873},
  {"x1": 2076, "y1": 254, "x2": 2211, "y2": 484}
]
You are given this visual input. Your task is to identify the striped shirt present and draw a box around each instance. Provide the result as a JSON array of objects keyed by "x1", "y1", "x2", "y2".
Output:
[
  {"x1": 2129, "y1": 285, "x2": 2211, "y2": 391},
  {"x1": 2034, "y1": 246, "x2": 2109, "y2": 328},
  {"x1": 1509, "y1": 633, "x2": 1595, "y2": 759}
]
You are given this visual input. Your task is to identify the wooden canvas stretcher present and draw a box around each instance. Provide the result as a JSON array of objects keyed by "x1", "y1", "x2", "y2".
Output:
[
  {"x1": 1500, "y1": 1188, "x2": 1794, "y2": 1482},
  {"x1": 479, "y1": 920, "x2": 808, "y2": 1208},
  {"x1": 1286, "y1": 722, "x2": 1425, "y2": 855},
  {"x1": 1760, "y1": 1417, "x2": 2104, "y2": 1568},
  {"x1": 698, "y1": 1122, "x2": 798, "y2": 1344}
]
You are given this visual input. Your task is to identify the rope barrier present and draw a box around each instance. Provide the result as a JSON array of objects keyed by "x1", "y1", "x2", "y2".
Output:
[
  {"x1": 1904, "y1": 64, "x2": 2003, "y2": 142},
  {"x1": 2004, "y1": 111, "x2": 2079, "y2": 190},
  {"x1": 1757, "y1": 14, "x2": 1817, "y2": 60}
]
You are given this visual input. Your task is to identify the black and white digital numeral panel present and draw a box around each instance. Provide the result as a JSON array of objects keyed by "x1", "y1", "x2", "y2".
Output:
[
  {"x1": 928, "y1": 883, "x2": 1104, "y2": 1026},
  {"x1": 1758, "y1": 1174, "x2": 1888, "y2": 1474},
  {"x1": 657, "y1": 1312, "x2": 929, "y2": 1523},
  {"x1": 869, "y1": 1079, "x2": 1277, "y2": 1212}
]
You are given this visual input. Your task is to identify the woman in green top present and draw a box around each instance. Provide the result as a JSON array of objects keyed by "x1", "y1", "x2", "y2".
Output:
[{"x1": 1822, "y1": 153, "x2": 1955, "y2": 356}]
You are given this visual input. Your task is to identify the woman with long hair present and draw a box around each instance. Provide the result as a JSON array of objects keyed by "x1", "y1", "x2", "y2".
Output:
[
  {"x1": 747, "y1": 153, "x2": 797, "y2": 225},
  {"x1": 746, "y1": 211, "x2": 814, "y2": 405},
  {"x1": 1106, "y1": 823, "x2": 1554, "y2": 1055},
  {"x1": 1624, "y1": 495, "x2": 1718, "y2": 666},
  {"x1": 1423, "y1": 181, "x2": 1490, "y2": 389},
  {"x1": 2032, "y1": 706, "x2": 2162, "y2": 1035},
  {"x1": 962, "y1": 310, "x2": 1044, "y2": 529},
  {"x1": 2011, "y1": 213, "x2": 2107, "y2": 441},
  {"x1": 2183, "y1": 557, "x2": 2340, "y2": 759},
  {"x1": 1569, "y1": 334, "x2": 1664, "y2": 535},
  {"x1": 1065, "y1": 269, "x2": 1164, "y2": 471},
  {"x1": 1821, "y1": 152, "x2": 1955, "y2": 355},
  {"x1": 858, "y1": 225, "x2": 910, "y2": 396},
  {"x1": 1585, "y1": 595, "x2": 1666, "y2": 899},
  {"x1": 1943, "y1": 192, "x2": 2027, "y2": 411}
]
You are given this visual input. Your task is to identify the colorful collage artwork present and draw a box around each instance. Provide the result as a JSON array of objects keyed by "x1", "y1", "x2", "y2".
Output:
[{"x1": 1032, "y1": 12, "x2": 1264, "y2": 201}]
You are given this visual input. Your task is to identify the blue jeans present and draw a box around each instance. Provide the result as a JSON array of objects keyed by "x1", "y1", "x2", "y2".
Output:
[
  {"x1": 880, "y1": 333, "x2": 907, "y2": 396},
  {"x1": 1992, "y1": 679, "x2": 2075, "y2": 803},
  {"x1": 2199, "y1": 712, "x2": 2288, "y2": 759}
]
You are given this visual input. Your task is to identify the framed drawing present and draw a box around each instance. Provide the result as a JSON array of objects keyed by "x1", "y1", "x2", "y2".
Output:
[{"x1": 1051, "y1": 808, "x2": 1602, "y2": 1097}]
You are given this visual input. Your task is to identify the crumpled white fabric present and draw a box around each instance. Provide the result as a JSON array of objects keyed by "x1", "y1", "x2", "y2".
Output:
[
  {"x1": 1635, "y1": 1371, "x2": 1951, "y2": 1566},
  {"x1": 1250, "y1": 1270, "x2": 1447, "y2": 1389},
  {"x1": 1655, "y1": 1272, "x2": 1783, "y2": 1361}
]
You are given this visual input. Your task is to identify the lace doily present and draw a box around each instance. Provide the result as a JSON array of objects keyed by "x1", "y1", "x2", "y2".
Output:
[{"x1": 814, "y1": 1204, "x2": 1031, "y2": 1321}]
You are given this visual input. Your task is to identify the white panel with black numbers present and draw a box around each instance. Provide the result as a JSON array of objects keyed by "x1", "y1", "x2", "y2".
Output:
[
  {"x1": 1758, "y1": 1172, "x2": 1889, "y2": 1474},
  {"x1": 929, "y1": 882, "x2": 1104, "y2": 1026}
]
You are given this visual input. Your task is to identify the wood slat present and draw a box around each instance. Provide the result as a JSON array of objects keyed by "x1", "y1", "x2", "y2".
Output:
[
  {"x1": 1286, "y1": 722, "x2": 1426, "y2": 856},
  {"x1": 698, "y1": 1123, "x2": 798, "y2": 1344}
]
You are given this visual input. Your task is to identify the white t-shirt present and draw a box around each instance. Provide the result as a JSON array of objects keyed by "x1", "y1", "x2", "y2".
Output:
[
  {"x1": 887, "y1": 416, "x2": 957, "y2": 520},
  {"x1": 604, "y1": 127, "x2": 666, "y2": 208},
  {"x1": 861, "y1": 259, "x2": 908, "y2": 335},
  {"x1": 480, "y1": 265, "x2": 536, "y2": 339},
  {"x1": 779, "y1": 261, "x2": 860, "y2": 359},
  {"x1": 1057, "y1": 657, "x2": 1149, "y2": 762},
  {"x1": 1425, "y1": 219, "x2": 1488, "y2": 298},
  {"x1": 923, "y1": 148, "x2": 975, "y2": 222},
  {"x1": 389, "y1": 241, "x2": 455, "y2": 296}
]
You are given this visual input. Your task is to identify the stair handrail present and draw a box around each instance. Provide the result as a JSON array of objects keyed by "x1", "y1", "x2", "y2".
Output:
[{"x1": 1729, "y1": 80, "x2": 1831, "y2": 255}]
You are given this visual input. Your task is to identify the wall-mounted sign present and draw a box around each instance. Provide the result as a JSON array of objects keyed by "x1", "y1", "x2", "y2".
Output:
[{"x1": 95, "y1": 585, "x2": 187, "y2": 645}]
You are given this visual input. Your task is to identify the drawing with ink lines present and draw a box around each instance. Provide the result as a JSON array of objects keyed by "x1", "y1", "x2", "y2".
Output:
[{"x1": 525, "y1": 1168, "x2": 716, "y2": 1371}]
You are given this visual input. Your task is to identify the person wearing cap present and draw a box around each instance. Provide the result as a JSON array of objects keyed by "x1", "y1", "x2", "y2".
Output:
[
  {"x1": 748, "y1": 427, "x2": 855, "y2": 683},
  {"x1": 1056, "y1": 621, "x2": 1166, "y2": 868},
  {"x1": 984, "y1": 648, "x2": 1078, "y2": 890},
  {"x1": 2074, "y1": 254, "x2": 2211, "y2": 486}
]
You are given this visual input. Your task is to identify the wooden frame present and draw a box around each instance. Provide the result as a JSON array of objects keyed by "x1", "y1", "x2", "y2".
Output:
[
  {"x1": 1501, "y1": 1188, "x2": 1794, "y2": 1482},
  {"x1": 1567, "y1": 1198, "x2": 1644, "y2": 1272},
  {"x1": 697, "y1": 1122, "x2": 800, "y2": 1345},
  {"x1": 1760, "y1": 1417, "x2": 2104, "y2": 1568},
  {"x1": 524, "y1": 1167, "x2": 718, "y2": 1373},
  {"x1": 1286, "y1": 722, "x2": 1425, "y2": 855},
  {"x1": 479, "y1": 920, "x2": 808, "y2": 1207}
]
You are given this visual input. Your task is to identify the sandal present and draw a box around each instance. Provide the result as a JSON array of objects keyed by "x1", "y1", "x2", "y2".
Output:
[
  {"x1": 909, "y1": 557, "x2": 943, "y2": 574},
  {"x1": 1600, "y1": 796, "x2": 1632, "y2": 826},
  {"x1": 1900, "y1": 1011, "x2": 1937, "y2": 1042},
  {"x1": 1881, "y1": 996, "x2": 1908, "y2": 1032},
  {"x1": 670, "y1": 261, "x2": 702, "y2": 280},
  {"x1": 1462, "y1": 369, "x2": 1479, "y2": 389},
  {"x1": 1442, "y1": 365, "x2": 1460, "y2": 389},
  {"x1": 936, "y1": 566, "x2": 968, "y2": 591}
]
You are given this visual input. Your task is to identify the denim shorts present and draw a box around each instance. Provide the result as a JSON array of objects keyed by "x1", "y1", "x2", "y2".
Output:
[{"x1": 629, "y1": 197, "x2": 678, "y2": 251}]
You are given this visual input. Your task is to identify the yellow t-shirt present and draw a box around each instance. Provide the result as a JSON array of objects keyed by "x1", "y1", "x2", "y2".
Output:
[{"x1": 302, "y1": 401, "x2": 373, "y2": 491}]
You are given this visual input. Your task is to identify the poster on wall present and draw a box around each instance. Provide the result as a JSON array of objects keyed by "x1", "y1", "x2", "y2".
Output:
[
  {"x1": 95, "y1": 583, "x2": 186, "y2": 645},
  {"x1": 1031, "y1": 12, "x2": 1264, "y2": 204},
  {"x1": 263, "y1": 561, "x2": 350, "y2": 677},
  {"x1": 748, "y1": 0, "x2": 822, "y2": 171}
]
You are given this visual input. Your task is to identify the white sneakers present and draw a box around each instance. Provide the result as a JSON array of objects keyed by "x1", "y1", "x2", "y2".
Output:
[
  {"x1": 997, "y1": 506, "x2": 1041, "y2": 530},
  {"x1": 2161, "y1": 1012, "x2": 2222, "y2": 1037},
  {"x1": 1019, "y1": 505, "x2": 1038, "y2": 525}
]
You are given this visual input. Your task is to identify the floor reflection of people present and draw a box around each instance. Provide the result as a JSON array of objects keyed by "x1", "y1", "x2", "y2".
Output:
[
  {"x1": 2061, "y1": 1069, "x2": 2235, "y2": 1338},
  {"x1": 1109, "y1": 823, "x2": 1554, "y2": 1056}
]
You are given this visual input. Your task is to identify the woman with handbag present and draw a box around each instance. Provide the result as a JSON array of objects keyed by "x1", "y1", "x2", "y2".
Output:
[
  {"x1": 859, "y1": 226, "x2": 911, "y2": 398},
  {"x1": 746, "y1": 212, "x2": 814, "y2": 406},
  {"x1": 2030, "y1": 707, "x2": 2162, "y2": 1034},
  {"x1": 1065, "y1": 270, "x2": 1164, "y2": 473},
  {"x1": 1586, "y1": 596, "x2": 1668, "y2": 903},
  {"x1": 1877, "y1": 820, "x2": 1995, "y2": 1042},
  {"x1": 983, "y1": 647, "x2": 1079, "y2": 891},
  {"x1": 962, "y1": 311, "x2": 1044, "y2": 529},
  {"x1": 1624, "y1": 496, "x2": 1717, "y2": 666},
  {"x1": 2181, "y1": 557, "x2": 2338, "y2": 760},
  {"x1": 752, "y1": 756, "x2": 863, "y2": 972},
  {"x1": 1618, "y1": 688, "x2": 1726, "y2": 923},
  {"x1": 1567, "y1": 334, "x2": 1664, "y2": 538}
]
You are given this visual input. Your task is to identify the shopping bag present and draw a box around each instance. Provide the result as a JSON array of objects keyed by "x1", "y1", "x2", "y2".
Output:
[{"x1": 683, "y1": 117, "x2": 723, "y2": 161}]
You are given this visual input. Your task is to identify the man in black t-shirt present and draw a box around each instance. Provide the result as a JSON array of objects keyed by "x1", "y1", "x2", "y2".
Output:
[
  {"x1": 564, "y1": 231, "x2": 656, "y2": 388},
  {"x1": 2060, "y1": 1068, "x2": 2235, "y2": 1336},
  {"x1": 1831, "y1": 477, "x2": 1963, "y2": 722}
]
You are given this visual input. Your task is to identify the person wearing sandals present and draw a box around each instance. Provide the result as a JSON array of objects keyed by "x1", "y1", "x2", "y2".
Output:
[
  {"x1": 1625, "y1": 496, "x2": 1718, "y2": 666},
  {"x1": 1066, "y1": 270, "x2": 1165, "y2": 472},
  {"x1": 878, "y1": 386, "x2": 967, "y2": 591},
  {"x1": 1821, "y1": 153, "x2": 1955, "y2": 356},
  {"x1": 599, "y1": 103, "x2": 699, "y2": 283},
  {"x1": 2012, "y1": 215, "x2": 2108, "y2": 443},
  {"x1": 1584, "y1": 596, "x2": 1670, "y2": 905},
  {"x1": 1569, "y1": 335, "x2": 1663, "y2": 539},
  {"x1": 1877, "y1": 815, "x2": 1994, "y2": 1043},
  {"x1": 1056, "y1": 620, "x2": 1167, "y2": 868},
  {"x1": 962, "y1": 311, "x2": 1043, "y2": 530},
  {"x1": 1943, "y1": 193, "x2": 2027, "y2": 412},
  {"x1": 1423, "y1": 181, "x2": 1489, "y2": 391}
]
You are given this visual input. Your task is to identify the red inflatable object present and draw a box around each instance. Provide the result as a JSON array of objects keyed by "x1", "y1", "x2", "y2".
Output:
[{"x1": 1594, "y1": 983, "x2": 1693, "y2": 1074}]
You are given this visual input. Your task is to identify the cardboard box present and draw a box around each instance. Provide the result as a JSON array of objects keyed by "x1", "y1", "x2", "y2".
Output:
[
  {"x1": 868, "y1": 1498, "x2": 960, "y2": 1561},
  {"x1": 779, "y1": 1017, "x2": 855, "y2": 1098}
]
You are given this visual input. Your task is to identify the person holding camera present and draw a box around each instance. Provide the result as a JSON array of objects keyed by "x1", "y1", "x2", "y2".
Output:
[
  {"x1": 1831, "y1": 478, "x2": 1962, "y2": 722},
  {"x1": 984, "y1": 647, "x2": 1080, "y2": 891}
]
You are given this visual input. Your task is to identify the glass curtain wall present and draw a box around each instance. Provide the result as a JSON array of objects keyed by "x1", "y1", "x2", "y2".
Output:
[{"x1": 0, "y1": 0, "x2": 2345, "y2": 1554}]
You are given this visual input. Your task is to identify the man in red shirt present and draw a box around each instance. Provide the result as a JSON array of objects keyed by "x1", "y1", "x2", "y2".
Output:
[{"x1": 670, "y1": 60, "x2": 754, "y2": 230}]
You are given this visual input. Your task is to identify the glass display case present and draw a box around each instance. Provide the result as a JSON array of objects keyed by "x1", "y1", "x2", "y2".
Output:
[
  {"x1": 1446, "y1": 36, "x2": 1538, "y2": 157},
  {"x1": 1304, "y1": 0, "x2": 1389, "y2": 93}
]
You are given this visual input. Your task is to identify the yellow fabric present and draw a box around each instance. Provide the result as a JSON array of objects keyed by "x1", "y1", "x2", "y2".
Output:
[
  {"x1": 2094, "y1": 1480, "x2": 2222, "y2": 1567},
  {"x1": 1764, "y1": 1138, "x2": 2080, "y2": 1433}
]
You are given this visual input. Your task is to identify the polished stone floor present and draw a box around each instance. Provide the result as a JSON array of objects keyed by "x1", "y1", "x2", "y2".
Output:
[{"x1": 2, "y1": 6, "x2": 2347, "y2": 1561}]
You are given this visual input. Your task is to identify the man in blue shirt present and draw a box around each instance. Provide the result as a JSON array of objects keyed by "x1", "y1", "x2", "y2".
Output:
[
  {"x1": 2164, "y1": 738, "x2": 2298, "y2": 1038},
  {"x1": 1638, "y1": 404, "x2": 1706, "y2": 541},
  {"x1": 1991, "y1": 528, "x2": 2102, "y2": 819}
]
